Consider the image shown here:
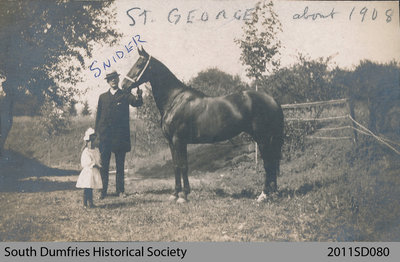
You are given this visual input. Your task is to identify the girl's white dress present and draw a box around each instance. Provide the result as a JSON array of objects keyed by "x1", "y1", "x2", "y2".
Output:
[{"x1": 76, "y1": 147, "x2": 103, "y2": 189}]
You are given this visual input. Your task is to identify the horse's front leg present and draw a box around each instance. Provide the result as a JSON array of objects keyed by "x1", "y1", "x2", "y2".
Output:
[
  {"x1": 177, "y1": 143, "x2": 189, "y2": 203},
  {"x1": 168, "y1": 141, "x2": 182, "y2": 202}
]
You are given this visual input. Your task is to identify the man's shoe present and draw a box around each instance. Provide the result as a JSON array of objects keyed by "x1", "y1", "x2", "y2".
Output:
[
  {"x1": 118, "y1": 192, "x2": 128, "y2": 198},
  {"x1": 98, "y1": 193, "x2": 106, "y2": 200}
]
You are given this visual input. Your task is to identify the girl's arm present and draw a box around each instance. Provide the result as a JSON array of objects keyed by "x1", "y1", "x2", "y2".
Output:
[
  {"x1": 81, "y1": 149, "x2": 96, "y2": 168},
  {"x1": 92, "y1": 148, "x2": 102, "y2": 169}
]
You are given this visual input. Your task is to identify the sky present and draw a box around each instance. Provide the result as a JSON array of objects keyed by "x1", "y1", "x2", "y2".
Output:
[{"x1": 79, "y1": 0, "x2": 400, "y2": 111}]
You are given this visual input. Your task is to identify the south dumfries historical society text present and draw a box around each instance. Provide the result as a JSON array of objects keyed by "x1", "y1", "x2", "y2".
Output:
[{"x1": 4, "y1": 246, "x2": 188, "y2": 259}]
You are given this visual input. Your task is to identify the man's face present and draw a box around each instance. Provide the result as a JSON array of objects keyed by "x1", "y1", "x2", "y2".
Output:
[{"x1": 107, "y1": 76, "x2": 119, "y2": 89}]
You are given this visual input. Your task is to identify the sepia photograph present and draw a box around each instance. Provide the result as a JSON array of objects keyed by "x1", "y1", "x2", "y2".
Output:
[{"x1": 0, "y1": 0, "x2": 399, "y2": 242}]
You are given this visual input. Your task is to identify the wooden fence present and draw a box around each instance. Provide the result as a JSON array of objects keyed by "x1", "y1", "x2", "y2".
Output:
[{"x1": 282, "y1": 98, "x2": 400, "y2": 155}]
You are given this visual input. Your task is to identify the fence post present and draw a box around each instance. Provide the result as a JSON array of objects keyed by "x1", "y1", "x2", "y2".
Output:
[
  {"x1": 347, "y1": 98, "x2": 358, "y2": 144},
  {"x1": 255, "y1": 84, "x2": 258, "y2": 172}
]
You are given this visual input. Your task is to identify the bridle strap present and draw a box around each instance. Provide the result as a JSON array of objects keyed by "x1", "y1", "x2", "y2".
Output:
[
  {"x1": 123, "y1": 55, "x2": 152, "y2": 85},
  {"x1": 123, "y1": 75, "x2": 136, "y2": 84},
  {"x1": 136, "y1": 55, "x2": 151, "y2": 82}
]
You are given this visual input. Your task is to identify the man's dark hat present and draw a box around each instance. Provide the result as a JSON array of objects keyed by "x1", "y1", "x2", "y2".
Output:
[{"x1": 105, "y1": 70, "x2": 120, "y2": 80}]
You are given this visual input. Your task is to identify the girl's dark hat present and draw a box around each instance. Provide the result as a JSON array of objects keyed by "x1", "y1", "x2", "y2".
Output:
[{"x1": 105, "y1": 71, "x2": 120, "y2": 80}]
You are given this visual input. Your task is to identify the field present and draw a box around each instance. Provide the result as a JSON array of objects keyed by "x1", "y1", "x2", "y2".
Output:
[{"x1": 1, "y1": 115, "x2": 399, "y2": 241}]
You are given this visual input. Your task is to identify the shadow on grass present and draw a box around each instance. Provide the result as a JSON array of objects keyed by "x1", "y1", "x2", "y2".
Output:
[
  {"x1": 141, "y1": 188, "x2": 173, "y2": 195},
  {"x1": 96, "y1": 198, "x2": 161, "y2": 209},
  {"x1": 278, "y1": 178, "x2": 339, "y2": 199},
  {"x1": 0, "y1": 150, "x2": 78, "y2": 193},
  {"x1": 135, "y1": 142, "x2": 249, "y2": 179},
  {"x1": 212, "y1": 179, "x2": 335, "y2": 200},
  {"x1": 214, "y1": 188, "x2": 257, "y2": 199}
]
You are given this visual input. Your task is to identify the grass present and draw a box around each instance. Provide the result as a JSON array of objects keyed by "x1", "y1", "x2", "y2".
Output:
[{"x1": 0, "y1": 116, "x2": 399, "y2": 241}]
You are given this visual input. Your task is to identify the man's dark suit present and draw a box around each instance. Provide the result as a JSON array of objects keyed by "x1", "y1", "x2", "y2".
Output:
[{"x1": 95, "y1": 89, "x2": 142, "y2": 196}]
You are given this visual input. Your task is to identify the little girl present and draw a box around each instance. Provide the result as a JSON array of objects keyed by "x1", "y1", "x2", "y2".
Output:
[{"x1": 76, "y1": 128, "x2": 103, "y2": 208}]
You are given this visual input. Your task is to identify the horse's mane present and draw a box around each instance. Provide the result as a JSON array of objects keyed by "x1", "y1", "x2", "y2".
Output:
[
  {"x1": 152, "y1": 57, "x2": 207, "y2": 98},
  {"x1": 183, "y1": 85, "x2": 207, "y2": 98}
]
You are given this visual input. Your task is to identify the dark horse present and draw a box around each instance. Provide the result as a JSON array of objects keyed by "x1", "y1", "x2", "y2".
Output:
[{"x1": 122, "y1": 47, "x2": 284, "y2": 203}]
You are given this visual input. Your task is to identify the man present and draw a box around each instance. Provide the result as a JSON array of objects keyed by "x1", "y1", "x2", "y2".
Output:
[{"x1": 95, "y1": 70, "x2": 143, "y2": 199}]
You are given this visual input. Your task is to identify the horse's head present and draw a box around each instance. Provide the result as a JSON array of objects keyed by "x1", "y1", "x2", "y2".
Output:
[{"x1": 121, "y1": 46, "x2": 151, "y2": 91}]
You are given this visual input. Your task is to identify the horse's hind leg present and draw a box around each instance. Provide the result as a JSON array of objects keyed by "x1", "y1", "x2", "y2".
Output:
[
  {"x1": 176, "y1": 142, "x2": 189, "y2": 203},
  {"x1": 257, "y1": 136, "x2": 282, "y2": 202}
]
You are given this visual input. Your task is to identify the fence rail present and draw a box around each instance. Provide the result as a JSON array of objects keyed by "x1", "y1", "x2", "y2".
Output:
[
  {"x1": 282, "y1": 98, "x2": 400, "y2": 155},
  {"x1": 285, "y1": 115, "x2": 349, "y2": 121},
  {"x1": 281, "y1": 98, "x2": 348, "y2": 109}
]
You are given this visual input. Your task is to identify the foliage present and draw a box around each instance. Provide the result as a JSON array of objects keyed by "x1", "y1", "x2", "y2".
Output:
[
  {"x1": 258, "y1": 54, "x2": 348, "y2": 155},
  {"x1": 12, "y1": 94, "x2": 41, "y2": 116},
  {"x1": 260, "y1": 54, "x2": 344, "y2": 104},
  {"x1": 40, "y1": 97, "x2": 70, "y2": 137},
  {"x1": 0, "y1": 0, "x2": 120, "y2": 97},
  {"x1": 0, "y1": 0, "x2": 120, "y2": 145},
  {"x1": 188, "y1": 68, "x2": 249, "y2": 96},
  {"x1": 135, "y1": 88, "x2": 168, "y2": 155},
  {"x1": 283, "y1": 120, "x2": 317, "y2": 159},
  {"x1": 345, "y1": 60, "x2": 400, "y2": 133},
  {"x1": 235, "y1": 0, "x2": 282, "y2": 84},
  {"x1": 68, "y1": 99, "x2": 78, "y2": 117},
  {"x1": 81, "y1": 100, "x2": 91, "y2": 117},
  {"x1": 263, "y1": 57, "x2": 399, "y2": 153}
]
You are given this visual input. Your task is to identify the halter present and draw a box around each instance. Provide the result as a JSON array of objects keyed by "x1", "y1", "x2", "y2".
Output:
[{"x1": 123, "y1": 55, "x2": 152, "y2": 85}]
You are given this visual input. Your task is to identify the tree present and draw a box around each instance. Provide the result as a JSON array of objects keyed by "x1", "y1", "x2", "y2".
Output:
[
  {"x1": 81, "y1": 100, "x2": 91, "y2": 117},
  {"x1": 68, "y1": 99, "x2": 78, "y2": 117},
  {"x1": 0, "y1": 0, "x2": 120, "y2": 155},
  {"x1": 188, "y1": 68, "x2": 249, "y2": 96},
  {"x1": 262, "y1": 54, "x2": 342, "y2": 104},
  {"x1": 11, "y1": 94, "x2": 41, "y2": 116},
  {"x1": 235, "y1": 0, "x2": 282, "y2": 86},
  {"x1": 346, "y1": 60, "x2": 399, "y2": 133},
  {"x1": 40, "y1": 97, "x2": 70, "y2": 136}
]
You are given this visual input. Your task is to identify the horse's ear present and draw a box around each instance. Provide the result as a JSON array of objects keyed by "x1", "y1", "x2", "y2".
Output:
[
  {"x1": 138, "y1": 46, "x2": 143, "y2": 56},
  {"x1": 141, "y1": 46, "x2": 149, "y2": 58}
]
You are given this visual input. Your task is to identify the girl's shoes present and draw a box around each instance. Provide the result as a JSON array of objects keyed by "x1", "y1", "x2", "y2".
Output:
[{"x1": 83, "y1": 204, "x2": 95, "y2": 208}]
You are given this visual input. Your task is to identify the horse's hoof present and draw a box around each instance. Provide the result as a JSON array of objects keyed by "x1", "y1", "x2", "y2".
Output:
[
  {"x1": 176, "y1": 197, "x2": 187, "y2": 204},
  {"x1": 168, "y1": 195, "x2": 178, "y2": 202},
  {"x1": 256, "y1": 191, "x2": 268, "y2": 202}
]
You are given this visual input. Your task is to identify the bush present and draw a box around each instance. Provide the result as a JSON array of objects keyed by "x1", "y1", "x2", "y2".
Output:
[
  {"x1": 283, "y1": 121, "x2": 317, "y2": 160},
  {"x1": 39, "y1": 98, "x2": 71, "y2": 137},
  {"x1": 259, "y1": 54, "x2": 345, "y2": 104}
]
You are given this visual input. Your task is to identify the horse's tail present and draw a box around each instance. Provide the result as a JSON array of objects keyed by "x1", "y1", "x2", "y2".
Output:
[
  {"x1": 274, "y1": 105, "x2": 285, "y2": 160},
  {"x1": 256, "y1": 110, "x2": 284, "y2": 162},
  {"x1": 263, "y1": 102, "x2": 284, "y2": 160},
  {"x1": 249, "y1": 91, "x2": 284, "y2": 161},
  {"x1": 268, "y1": 108, "x2": 283, "y2": 179}
]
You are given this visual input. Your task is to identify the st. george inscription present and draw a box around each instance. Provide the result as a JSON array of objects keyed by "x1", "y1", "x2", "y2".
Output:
[{"x1": 126, "y1": 7, "x2": 255, "y2": 26}]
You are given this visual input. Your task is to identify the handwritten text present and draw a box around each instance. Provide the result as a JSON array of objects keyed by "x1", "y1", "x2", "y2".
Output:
[
  {"x1": 293, "y1": 6, "x2": 393, "y2": 23},
  {"x1": 293, "y1": 6, "x2": 337, "y2": 20},
  {"x1": 126, "y1": 7, "x2": 255, "y2": 26},
  {"x1": 89, "y1": 35, "x2": 146, "y2": 78}
]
